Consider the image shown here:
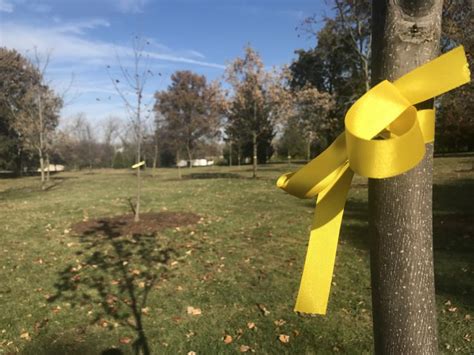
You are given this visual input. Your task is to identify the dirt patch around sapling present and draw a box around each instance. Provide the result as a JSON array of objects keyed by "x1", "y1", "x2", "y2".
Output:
[{"x1": 71, "y1": 212, "x2": 201, "y2": 237}]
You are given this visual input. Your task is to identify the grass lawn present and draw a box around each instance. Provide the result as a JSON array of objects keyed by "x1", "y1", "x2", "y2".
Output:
[{"x1": 0, "y1": 157, "x2": 472, "y2": 354}]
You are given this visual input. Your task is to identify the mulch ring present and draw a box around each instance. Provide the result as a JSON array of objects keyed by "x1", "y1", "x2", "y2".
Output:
[{"x1": 70, "y1": 212, "x2": 201, "y2": 237}]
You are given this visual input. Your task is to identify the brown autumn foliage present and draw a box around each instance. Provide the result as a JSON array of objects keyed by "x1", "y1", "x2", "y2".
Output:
[{"x1": 154, "y1": 70, "x2": 226, "y2": 167}]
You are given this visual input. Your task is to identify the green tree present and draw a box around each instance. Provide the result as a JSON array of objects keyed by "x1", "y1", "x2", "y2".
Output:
[
  {"x1": 435, "y1": 0, "x2": 473, "y2": 152},
  {"x1": 0, "y1": 47, "x2": 41, "y2": 174}
]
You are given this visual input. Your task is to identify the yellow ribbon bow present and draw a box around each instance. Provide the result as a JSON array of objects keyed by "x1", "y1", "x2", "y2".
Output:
[{"x1": 277, "y1": 46, "x2": 471, "y2": 315}]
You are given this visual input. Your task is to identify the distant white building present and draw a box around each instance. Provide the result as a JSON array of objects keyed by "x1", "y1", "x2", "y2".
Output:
[
  {"x1": 37, "y1": 164, "x2": 65, "y2": 172},
  {"x1": 177, "y1": 159, "x2": 214, "y2": 167}
]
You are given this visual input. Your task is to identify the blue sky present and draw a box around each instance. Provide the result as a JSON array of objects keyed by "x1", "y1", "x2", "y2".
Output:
[{"x1": 0, "y1": 0, "x2": 329, "y2": 125}]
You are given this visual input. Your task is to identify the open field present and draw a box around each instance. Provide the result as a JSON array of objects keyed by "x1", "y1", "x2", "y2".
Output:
[{"x1": 0, "y1": 157, "x2": 472, "y2": 354}]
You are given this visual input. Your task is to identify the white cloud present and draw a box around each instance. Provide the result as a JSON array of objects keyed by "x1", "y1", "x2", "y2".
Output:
[
  {"x1": 0, "y1": 21, "x2": 224, "y2": 69},
  {"x1": 54, "y1": 18, "x2": 110, "y2": 35},
  {"x1": 0, "y1": 0, "x2": 14, "y2": 13},
  {"x1": 0, "y1": 19, "x2": 223, "y2": 122},
  {"x1": 116, "y1": 0, "x2": 150, "y2": 14},
  {"x1": 185, "y1": 50, "x2": 206, "y2": 59}
]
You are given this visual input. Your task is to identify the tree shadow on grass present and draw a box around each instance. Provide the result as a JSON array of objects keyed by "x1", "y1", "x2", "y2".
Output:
[
  {"x1": 21, "y1": 331, "x2": 125, "y2": 355},
  {"x1": 183, "y1": 172, "x2": 243, "y2": 179},
  {"x1": 49, "y1": 219, "x2": 178, "y2": 355}
]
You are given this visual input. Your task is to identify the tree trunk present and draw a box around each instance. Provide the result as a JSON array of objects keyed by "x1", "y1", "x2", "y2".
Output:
[
  {"x1": 369, "y1": 1, "x2": 441, "y2": 353},
  {"x1": 176, "y1": 149, "x2": 182, "y2": 179},
  {"x1": 152, "y1": 140, "x2": 158, "y2": 177},
  {"x1": 229, "y1": 142, "x2": 233, "y2": 166},
  {"x1": 38, "y1": 90, "x2": 46, "y2": 190},
  {"x1": 38, "y1": 149, "x2": 45, "y2": 191},
  {"x1": 306, "y1": 138, "x2": 311, "y2": 162},
  {"x1": 186, "y1": 144, "x2": 192, "y2": 169},
  {"x1": 46, "y1": 153, "x2": 50, "y2": 182},
  {"x1": 252, "y1": 131, "x2": 257, "y2": 178},
  {"x1": 135, "y1": 111, "x2": 142, "y2": 223},
  {"x1": 237, "y1": 145, "x2": 241, "y2": 167}
]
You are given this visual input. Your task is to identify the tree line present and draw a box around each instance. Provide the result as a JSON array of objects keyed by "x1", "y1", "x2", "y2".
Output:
[{"x1": 1, "y1": 0, "x2": 471, "y2": 183}]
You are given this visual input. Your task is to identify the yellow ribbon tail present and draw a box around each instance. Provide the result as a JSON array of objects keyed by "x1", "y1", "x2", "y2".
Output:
[
  {"x1": 294, "y1": 164, "x2": 354, "y2": 314},
  {"x1": 277, "y1": 46, "x2": 470, "y2": 316}
]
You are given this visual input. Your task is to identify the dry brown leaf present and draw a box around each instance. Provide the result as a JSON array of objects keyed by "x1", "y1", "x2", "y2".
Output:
[
  {"x1": 278, "y1": 334, "x2": 290, "y2": 343},
  {"x1": 448, "y1": 307, "x2": 458, "y2": 313},
  {"x1": 247, "y1": 322, "x2": 256, "y2": 330},
  {"x1": 141, "y1": 307, "x2": 150, "y2": 315},
  {"x1": 186, "y1": 331, "x2": 195, "y2": 338},
  {"x1": 187, "y1": 352, "x2": 196, "y2": 355},
  {"x1": 274, "y1": 319, "x2": 286, "y2": 326},
  {"x1": 223, "y1": 335, "x2": 233, "y2": 344},
  {"x1": 119, "y1": 337, "x2": 132, "y2": 344},
  {"x1": 34, "y1": 318, "x2": 49, "y2": 333},
  {"x1": 187, "y1": 306, "x2": 202, "y2": 316},
  {"x1": 20, "y1": 331, "x2": 31, "y2": 341},
  {"x1": 257, "y1": 303, "x2": 270, "y2": 316},
  {"x1": 239, "y1": 345, "x2": 251, "y2": 352}
]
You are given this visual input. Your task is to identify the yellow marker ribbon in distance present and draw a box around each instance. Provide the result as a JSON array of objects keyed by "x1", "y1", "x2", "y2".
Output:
[
  {"x1": 132, "y1": 161, "x2": 145, "y2": 169},
  {"x1": 277, "y1": 46, "x2": 470, "y2": 315}
]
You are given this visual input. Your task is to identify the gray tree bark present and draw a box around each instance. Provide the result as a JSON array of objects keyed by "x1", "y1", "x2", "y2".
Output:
[
  {"x1": 252, "y1": 131, "x2": 257, "y2": 178},
  {"x1": 369, "y1": 0, "x2": 442, "y2": 353}
]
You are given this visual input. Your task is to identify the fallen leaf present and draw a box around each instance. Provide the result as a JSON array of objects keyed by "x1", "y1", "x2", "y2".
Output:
[
  {"x1": 119, "y1": 337, "x2": 132, "y2": 344},
  {"x1": 138, "y1": 281, "x2": 145, "y2": 288},
  {"x1": 278, "y1": 334, "x2": 290, "y2": 343},
  {"x1": 247, "y1": 322, "x2": 256, "y2": 330},
  {"x1": 34, "y1": 318, "x2": 49, "y2": 333},
  {"x1": 187, "y1": 352, "x2": 196, "y2": 355},
  {"x1": 448, "y1": 307, "x2": 458, "y2": 313},
  {"x1": 171, "y1": 316, "x2": 182, "y2": 324},
  {"x1": 257, "y1": 303, "x2": 270, "y2": 316},
  {"x1": 20, "y1": 331, "x2": 31, "y2": 341},
  {"x1": 187, "y1": 306, "x2": 202, "y2": 316},
  {"x1": 186, "y1": 331, "x2": 195, "y2": 338},
  {"x1": 239, "y1": 345, "x2": 251, "y2": 352},
  {"x1": 223, "y1": 335, "x2": 233, "y2": 344},
  {"x1": 274, "y1": 319, "x2": 286, "y2": 326},
  {"x1": 141, "y1": 307, "x2": 150, "y2": 315}
]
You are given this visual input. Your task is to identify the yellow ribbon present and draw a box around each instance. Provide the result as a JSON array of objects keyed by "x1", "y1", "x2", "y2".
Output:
[
  {"x1": 132, "y1": 161, "x2": 145, "y2": 169},
  {"x1": 277, "y1": 46, "x2": 470, "y2": 315}
]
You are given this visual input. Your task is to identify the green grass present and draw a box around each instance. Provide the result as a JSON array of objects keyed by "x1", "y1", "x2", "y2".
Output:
[{"x1": 0, "y1": 158, "x2": 472, "y2": 354}]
